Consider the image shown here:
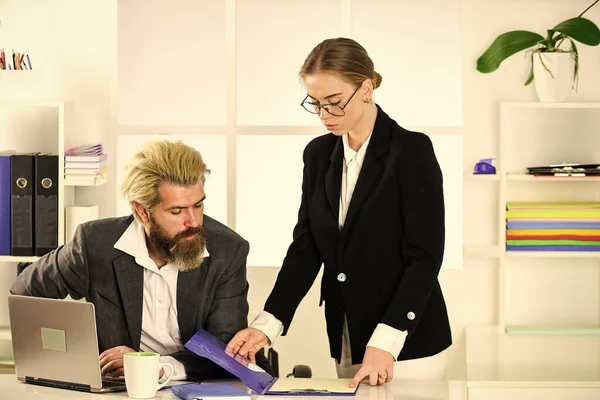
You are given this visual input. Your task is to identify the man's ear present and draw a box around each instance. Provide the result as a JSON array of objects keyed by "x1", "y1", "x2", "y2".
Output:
[{"x1": 132, "y1": 202, "x2": 151, "y2": 224}]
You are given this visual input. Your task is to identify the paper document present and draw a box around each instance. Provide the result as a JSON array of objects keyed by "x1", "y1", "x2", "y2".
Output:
[{"x1": 268, "y1": 378, "x2": 355, "y2": 394}]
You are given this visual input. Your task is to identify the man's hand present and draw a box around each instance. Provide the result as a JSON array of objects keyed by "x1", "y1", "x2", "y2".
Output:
[
  {"x1": 225, "y1": 327, "x2": 270, "y2": 364},
  {"x1": 99, "y1": 346, "x2": 135, "y2": 378},
  {"x1": 349, "y1": 346, "x2": 394, "y2": 388}
]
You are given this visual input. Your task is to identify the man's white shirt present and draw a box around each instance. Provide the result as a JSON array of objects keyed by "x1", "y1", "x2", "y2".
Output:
[{"x1": 114, "y1": 219, "x2": 209, "y2": 380}]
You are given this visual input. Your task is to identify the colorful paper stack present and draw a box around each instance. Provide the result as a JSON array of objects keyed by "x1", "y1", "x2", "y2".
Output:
[
  {"x1": 506, "y1": 202, "x2": 600, "y2": 251},
  {"x1": 64, "y1": 143, "x2": 107, "y2": 184}
]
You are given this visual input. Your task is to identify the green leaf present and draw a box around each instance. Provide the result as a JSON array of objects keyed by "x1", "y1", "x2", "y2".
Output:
[
  {"x1": 476, "y1": 30, "x2": 544, "y2": 73},
  {"x1": 524, "y1": 52, "x2": 534, "y2": 86},
  {"x1": 569, "y1": 38, "x2": 580, "y2": 90},
  {"x1": 553, "y1": 17, "x2": 600, "y2": 46}
]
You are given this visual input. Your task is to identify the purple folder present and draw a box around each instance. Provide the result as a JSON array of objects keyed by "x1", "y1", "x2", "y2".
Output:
[
  {"x1": 506, "y1": 245, "x2": 600, "y2": 251},
  {"x1": 184, "y1": 329, "x2": 358, "y2": 396},
  {"x1": 0, "y1": 155, "x2": 10, "y2": 255}
]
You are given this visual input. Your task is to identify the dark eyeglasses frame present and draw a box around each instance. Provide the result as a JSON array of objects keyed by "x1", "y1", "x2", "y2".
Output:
[{"x1": 300, "y1": 86, "x2": 360, "y2": 117}]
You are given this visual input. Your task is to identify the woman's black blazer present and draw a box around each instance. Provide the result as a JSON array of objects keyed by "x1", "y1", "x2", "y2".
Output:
[{"x1": 265, "y1": 105, "x2": 452, "y2": 364}]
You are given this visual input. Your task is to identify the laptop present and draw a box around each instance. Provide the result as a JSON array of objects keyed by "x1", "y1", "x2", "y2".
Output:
[{"x1": 8, "y1": 294, "x2": 127, "y2": 393}]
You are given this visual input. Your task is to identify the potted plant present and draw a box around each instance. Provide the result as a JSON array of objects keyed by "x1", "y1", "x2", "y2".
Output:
[{"x1": 476, "y1": 0, "x2": 600, "y2": 102}]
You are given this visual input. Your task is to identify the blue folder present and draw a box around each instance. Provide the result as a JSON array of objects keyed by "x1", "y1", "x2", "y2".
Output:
[
  {"x1": 0, "y1": 155, "x2": 11, "y2": 255},
  {"x1": 172, "y1": 383, "x2": 250, "y2": 400}
]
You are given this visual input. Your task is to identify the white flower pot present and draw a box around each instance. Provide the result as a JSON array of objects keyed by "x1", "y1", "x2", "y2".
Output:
[{"x1": 533, "y1": 51, "x2": 575, "y2": 102}]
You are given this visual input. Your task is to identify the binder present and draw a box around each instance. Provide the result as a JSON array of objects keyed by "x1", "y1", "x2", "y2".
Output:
[
  {"x1": 0, "y1": 154, "x2": 11, "y2": 255},
  {"x1": 11, "y1": 154, "x2": 35, "y2": 256},
  {"x1": 185, "y1": 330, "x2": 357, "y2": 396},
  {"x1": 172, "y1": 383, "x2": 250, "y2": 400},
  {"x1": 35, "y1": 154, "x2": 58, "y2": 256}
]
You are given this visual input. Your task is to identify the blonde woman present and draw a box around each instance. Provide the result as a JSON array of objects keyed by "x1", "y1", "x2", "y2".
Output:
[{"x1": 228, "y1": 38, "x2": 451, "y2": 386}]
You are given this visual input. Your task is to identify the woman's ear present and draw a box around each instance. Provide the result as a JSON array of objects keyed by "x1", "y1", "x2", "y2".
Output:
[{"x1": 362, "y1": 79, "x2": 373, "y2": 103}]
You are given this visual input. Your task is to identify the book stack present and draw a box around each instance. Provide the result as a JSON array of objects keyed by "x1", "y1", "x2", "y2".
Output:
[
  {"x1": 64, "y1": 143, "x2": 107, "y2": 185},
  {"x1": 506, "y1": 202, "x2": 600, "y2": 251}
]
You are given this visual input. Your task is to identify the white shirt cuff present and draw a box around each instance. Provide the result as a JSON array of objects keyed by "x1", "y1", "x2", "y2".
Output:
[
  {"x1": 250, "y1": 311, "x2": 284, "y2": 347},
  {"x1": 159, "y1": 355, "x2": 187, "y2": 381},
  {"x1": 366, "y1": 323, "x2": 408, "y2": 361}
]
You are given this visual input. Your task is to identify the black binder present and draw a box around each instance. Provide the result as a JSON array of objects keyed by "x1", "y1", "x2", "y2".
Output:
[
  {"x1": 11, "y1": 154, "x2": 36, "y2": 256},
  {"x1": 35, "y1": 154, "x2": 59, "y2": 256}
]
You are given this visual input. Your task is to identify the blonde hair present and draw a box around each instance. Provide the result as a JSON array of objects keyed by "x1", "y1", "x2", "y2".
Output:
[
  {"x1": 121, "y1": 140, "x2": 210, "y2": 221},
  {"x1": 300, "y1": 37, "x2": 382, "y2": 89}
]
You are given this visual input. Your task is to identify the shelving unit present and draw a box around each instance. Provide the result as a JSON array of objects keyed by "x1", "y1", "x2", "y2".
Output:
[
  {"x1": 495, "y1": 101, "x2": 600, "y2": 335},
  {"x1": 464, "y1": 102, "x2": 600, "y2": 398},
  {"x1": 0, "y1": 256, "x2": 40, "y2": 263},
  {"x1": 0, "y1": 101, "x2": 106, "y2": 352}
]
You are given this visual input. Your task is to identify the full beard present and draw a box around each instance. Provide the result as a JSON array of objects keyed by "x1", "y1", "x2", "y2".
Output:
[{"x1": 147, "y1": 215, "x2": 207, "y2": 272}]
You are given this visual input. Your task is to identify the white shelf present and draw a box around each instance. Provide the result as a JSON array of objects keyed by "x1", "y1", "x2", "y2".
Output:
[
  {"x1": 464, "y1": 245, "x2": 501, "y2": 258},
  {"x1": 465, "y1": 172, "x2": 500, "y2": 181},
  {"x1": 467, "y1": 326, "x2": 600, "y2": 388},
  {"x1": 0, "y1": 100, "x2": 66, "y2": 108},
  {"x1": 462, "y1": 247, "x2": 600, "y2": 259},
  {"x1": 506, "y1": 173, "x2": 600, "y2": 182},
  {"x1": 64, "y1": 176, "x2": 107, "y2": 187},
  {"x1": 0, "y1": 256, "x2": 40, "y2": 263},
  {"x1": 0, "y1": 328, "x2": 11, "y2": 341},
  {"x1": 500, "y1": 102, "x2": 600, "y2": 109},
  {"x1": 505, "y1": 251, "x2": 600, "y2": 259},
  {"x1": 505, "y1": 325, "x2": 600, "y2": 336}
]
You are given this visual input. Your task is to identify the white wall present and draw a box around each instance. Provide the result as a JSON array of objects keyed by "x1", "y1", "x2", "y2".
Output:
[
  {"x1": 0, "y1": 0, "x2": 116, "y2": 355},
  {"x1": 2, "y1": 0, "x2": 600, "y2": 381},
  {"x1": 115, "y1": 0, "x2": 463, "y2": 378}
]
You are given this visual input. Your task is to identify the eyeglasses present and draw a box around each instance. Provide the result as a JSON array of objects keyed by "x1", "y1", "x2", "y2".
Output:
[{"x1": 300, "y1": 86, "x2": 360, "y2": 117}]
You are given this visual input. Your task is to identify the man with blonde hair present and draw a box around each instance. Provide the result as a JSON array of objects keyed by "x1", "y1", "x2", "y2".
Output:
[{"x1": 11, "y1": 140, "x2": 264, "y2": 381}]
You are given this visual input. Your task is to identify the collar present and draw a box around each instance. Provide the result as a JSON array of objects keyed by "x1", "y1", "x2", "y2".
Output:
[
  {"x1": 114, "y1": 218, "x2": 209, "y2": 271},
  {"x1": 342, "y1": 130, "x2": 373, "y2": 168}
]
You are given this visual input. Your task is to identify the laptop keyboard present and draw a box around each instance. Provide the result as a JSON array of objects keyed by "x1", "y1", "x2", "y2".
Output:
[{"x1": 102, "y1": 378, "x2": 125, "y2": 387}]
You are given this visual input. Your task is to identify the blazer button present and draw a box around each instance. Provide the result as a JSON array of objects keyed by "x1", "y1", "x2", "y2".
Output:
[
  {"x1": 407, "y1": 311, "x2": 415, "y2": 320},
  {"x1": 337, "y1": 273, "x2": 347, "y2": 282}
]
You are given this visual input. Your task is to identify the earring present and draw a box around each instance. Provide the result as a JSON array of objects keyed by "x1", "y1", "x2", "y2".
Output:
[{"x1": 364, "y1": 99, "x2": 370, "y2": 104}]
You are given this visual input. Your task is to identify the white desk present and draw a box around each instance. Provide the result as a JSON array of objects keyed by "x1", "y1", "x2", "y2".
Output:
[{"x1": 0, "y1": 375, "x2": 451, "y2": 399}]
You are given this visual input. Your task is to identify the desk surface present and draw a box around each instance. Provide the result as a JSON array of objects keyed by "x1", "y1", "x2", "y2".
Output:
[{"x1": 0, "y1": 375, "x2": 450, "y2": 399}]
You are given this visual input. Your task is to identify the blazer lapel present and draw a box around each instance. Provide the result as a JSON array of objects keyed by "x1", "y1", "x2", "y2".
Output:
[
  {"x1": 325, "y1": 138, "x2": 344, "y2": 220},
  {"x1": 342, "y1": 108, "x2": 391, "y2": 235},
  {"x1": 113, "y1": 255, "x2": 144, "y2": 349},
  {"x1": 177, "y1": 258, "x2": 209, "y2": 342}
]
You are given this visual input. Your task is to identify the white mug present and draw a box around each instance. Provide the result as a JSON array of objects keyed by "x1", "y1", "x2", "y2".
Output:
[{"x1": 123, "y1": 352, "x2": 174, "y2": 399}]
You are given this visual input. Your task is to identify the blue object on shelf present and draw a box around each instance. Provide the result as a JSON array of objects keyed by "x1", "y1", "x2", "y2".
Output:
[{"x1": 473, "y1": 158, "x2": 496, "y2": 175}]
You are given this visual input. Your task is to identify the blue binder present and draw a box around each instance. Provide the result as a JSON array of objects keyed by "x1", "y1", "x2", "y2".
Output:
[{"x1": 0, "y1": 155, "x2": 11, "y2": 255}]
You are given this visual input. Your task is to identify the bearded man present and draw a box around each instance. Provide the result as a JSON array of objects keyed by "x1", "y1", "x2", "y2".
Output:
[{"x1": 10, "y1": 141, "x2": 264, "y2": 381}]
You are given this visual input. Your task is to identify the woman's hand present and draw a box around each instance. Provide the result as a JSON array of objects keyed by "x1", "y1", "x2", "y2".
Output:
[
  {"x1": 225, "y1": 327, "x2": 270, "y2": 364},
  {"x1": 349, "y1": 346, "x2": 394, "y2": 388}
]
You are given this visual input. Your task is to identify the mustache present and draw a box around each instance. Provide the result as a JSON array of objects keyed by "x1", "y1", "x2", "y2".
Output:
[{"x1": 172, "y1": 226, "x2": 204, "y2": 241}]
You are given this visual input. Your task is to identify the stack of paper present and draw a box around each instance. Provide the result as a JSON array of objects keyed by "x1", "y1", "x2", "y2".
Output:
[
  {"x1": 64, "y1": 143, "x2": 107, "y2": 185},
  {"x1": 506, "y1": 202, "x2": 600, "y2": 251}
]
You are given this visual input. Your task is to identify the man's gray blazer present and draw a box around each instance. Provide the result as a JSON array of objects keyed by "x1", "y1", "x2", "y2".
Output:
[{"x1": 10, "y1": 215, "x2": 259, "y2": 380}]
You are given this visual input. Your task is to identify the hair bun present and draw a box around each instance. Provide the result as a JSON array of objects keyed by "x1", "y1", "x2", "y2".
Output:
[{"x1": 373, "y1": 71, "x2": 382, "y2": 89}]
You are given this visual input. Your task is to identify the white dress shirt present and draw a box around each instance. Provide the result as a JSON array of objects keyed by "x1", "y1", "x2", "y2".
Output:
[
  {"x1": 252, "y1": 132, "x2": 407, "y2": 360},
  {"x1": 114, "y1": 219, "x2": 209, "y2": 380}
]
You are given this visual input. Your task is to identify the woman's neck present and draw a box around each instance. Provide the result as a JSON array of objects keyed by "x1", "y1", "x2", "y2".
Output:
[{"x1": 347, "y1": 103, "x2": 377, "y2": 151}]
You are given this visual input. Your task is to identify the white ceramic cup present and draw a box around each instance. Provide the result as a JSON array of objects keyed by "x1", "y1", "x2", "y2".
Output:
[{"x1": 123, "y1": 352, "x2": 174, "y2": 399}]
